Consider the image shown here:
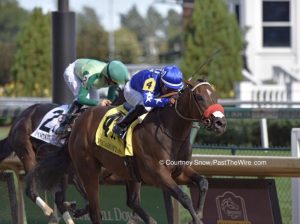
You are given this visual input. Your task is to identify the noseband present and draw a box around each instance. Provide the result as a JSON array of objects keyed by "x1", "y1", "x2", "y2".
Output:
[{"x1": 174, "y1": 82, "x2": 224, "y2": 124}]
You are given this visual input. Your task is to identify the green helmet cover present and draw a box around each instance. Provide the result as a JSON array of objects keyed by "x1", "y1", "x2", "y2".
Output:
[{"x1": 106, "y1": 60, "x2": 129, "y2": 84}]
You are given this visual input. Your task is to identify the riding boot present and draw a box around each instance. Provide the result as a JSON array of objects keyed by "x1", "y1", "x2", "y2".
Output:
[
  {"x1": 55, "y1": 101, "x2": 82, "y2": 136},
  {"x1": 113, "y1": 105, "x2": 147, "y2": 139}
]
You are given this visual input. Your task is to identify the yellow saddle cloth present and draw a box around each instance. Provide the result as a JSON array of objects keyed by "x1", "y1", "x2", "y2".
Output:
[{"x1": 95, "y1": 105, "x2": 145, "y2": 157}]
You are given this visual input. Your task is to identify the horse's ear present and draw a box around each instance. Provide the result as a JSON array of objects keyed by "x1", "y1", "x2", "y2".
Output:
[
  {"x1": 184, "y1": 77, "x2": 194, "y2": 85},
  {"x1": 197, "y1": 77, "x2": 208, "y2": 82},
  {"x1": 184, "y1": 79, "x2": 192, "y2": 87}
]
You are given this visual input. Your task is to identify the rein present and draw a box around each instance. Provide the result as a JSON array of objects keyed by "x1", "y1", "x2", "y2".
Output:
[
  {"x1": 160, "y1": 92, "x2": 178, "y2": 98},
  {"x1": 175, "y1": 101, "x2": 199, "y2": 121},
  {"x1": 174, "y1": 82, "x2": 210, "y2": 121},
  {"x1": 175, "y1": 82, "x2": 224, "y2": 122}
]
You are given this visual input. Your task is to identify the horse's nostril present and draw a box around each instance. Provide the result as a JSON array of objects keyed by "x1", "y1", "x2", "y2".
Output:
[
  {"x1": 204, "y1": 119, "x2": 211, "y2": 126},
  {"x1": 216, "y1": 120, "x2": 225, "y2": 128}
]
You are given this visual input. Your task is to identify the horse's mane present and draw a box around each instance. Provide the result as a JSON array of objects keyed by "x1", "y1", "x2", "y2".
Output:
[{"x1": 111, "y1": 87, "x2": 126, "y2": 106}]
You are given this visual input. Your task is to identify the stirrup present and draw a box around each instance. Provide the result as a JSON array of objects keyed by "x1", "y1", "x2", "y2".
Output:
[
  {"x1": 55, "y1": 125, "x2": 71, "y2": 136},
  {"x1": 113, "y1": 125, "x2": 127, "y2": 139}
]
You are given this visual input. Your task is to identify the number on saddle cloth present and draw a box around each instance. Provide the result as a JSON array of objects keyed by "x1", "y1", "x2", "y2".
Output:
[
  {"x1": 31, "y1": 105, "x2": 88, "y2": 147},
  {"x1": 103, "y1": 112, "x2": 124, "y2": 137},
  {"x1": 95, "y1": 105, "x2": 146, "y2": 157},
  {"x1": 102, "y1": 103, "x2": 131, "y2": 138},
  {"x1": 31, "y1": 105, "x2": 69, "y2": 147}
]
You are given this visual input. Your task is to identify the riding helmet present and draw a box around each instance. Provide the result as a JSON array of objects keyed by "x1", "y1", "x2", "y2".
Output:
[
  {"x1": 106, "y1": 60, "x2": 130, "y2": 84},
  {"x1": 160, "y1": 65, "x2": 184, "y2": 90}
]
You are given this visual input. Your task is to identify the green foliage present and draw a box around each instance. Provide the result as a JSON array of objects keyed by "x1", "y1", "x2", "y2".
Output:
[
  {"x1": 145, "y1": 6, "x2": 165, "y2": 37},
  {"x1": 12, "y1": 8, "x2": 51, "y2": 97},
  {"x1": 0, "y1": 0, "x2": 28, "y2": 42},
  {"x1": 268, "y1": 120, "x2": 300, "y2": 146},
  {"x1": 196, "y1": 119, "x2": 300, "y2": 147},
  {"x1": 166, "y1": 9, "x2": 182, "y2": 52},
  {"x1": 120, "y1": 5, "x2": 146, "y2": 43},
  {"x1": 159, "y1": 9, "x2": 183, "y2": 63},
  {"x1": 180, "y1": 0, "x2": 243, "y2": 98},
  {"x1": 196, "y1": 119, "x2": 259, "y2": 146},
  {"x1": 114, "y1": 28, "x2": 142, "y2": 64},
  {"x1": 120, "y1": 5, "x2": 182, "y2": 63},
  {"x1": 76, "y1": 7, "x2": 109, "y2": 59},
  {"x1": 0, "y1": 42, "x2": 16, "y2": 85},
  {"x1": 0, "y1": 0, "x2": 28, "y2": 86}
]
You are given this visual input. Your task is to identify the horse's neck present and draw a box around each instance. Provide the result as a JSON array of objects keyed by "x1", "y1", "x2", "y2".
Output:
[{"x1": 158, "y1": 107, "x2": 193, "y2": 141}]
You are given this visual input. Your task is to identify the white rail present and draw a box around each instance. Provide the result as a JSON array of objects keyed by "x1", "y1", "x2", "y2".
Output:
[{"x1": 292, "y1": 128, "x2": 300, "y2": 224}]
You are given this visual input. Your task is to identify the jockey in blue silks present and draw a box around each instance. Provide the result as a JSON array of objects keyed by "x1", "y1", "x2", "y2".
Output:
[{"x1": 113, "y1": 65, "x2": 184, "y2": 138}]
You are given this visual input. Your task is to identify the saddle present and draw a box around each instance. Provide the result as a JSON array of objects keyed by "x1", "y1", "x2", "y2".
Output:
[
  {"x1": 31, "y1": 105, "x2": 87, "y2": 147},
  {"x1": 57, "y1": 107, "x2": 87, "y2": 138},
  {"x1": 96, "y1": 105, "x2": 144, "y2": 181},
  {"x1": 95, "y1": 105, "x2": 147, "y2": 157}
]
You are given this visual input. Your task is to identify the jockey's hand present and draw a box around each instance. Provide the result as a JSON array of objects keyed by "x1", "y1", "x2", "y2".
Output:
[
  {"x1": 169, "y1": 95, "x2": 178, "y2": 105},
  {"x1": 100, "y1": 99, "x2": 112, "y2": 106}
]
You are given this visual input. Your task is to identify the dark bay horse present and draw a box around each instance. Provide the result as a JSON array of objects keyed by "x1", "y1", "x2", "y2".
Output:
[
  {"x1": 31, "y1": 79, "x2": 227, "y2": 224},
  {"x1": 0, "y1": 89, "x2": 127, "y2": 223},
  {"x1": 0, "y1": 103, "x2": 80, "y2": 223}
]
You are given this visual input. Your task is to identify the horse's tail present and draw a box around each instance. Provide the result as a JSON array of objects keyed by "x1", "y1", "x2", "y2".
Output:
[
  {"x1": 28, "y1": 145, "x2": 71, "y2": 191},
  {"x1": 0, "y1": 138, "x2": 13, "y2": 162}
]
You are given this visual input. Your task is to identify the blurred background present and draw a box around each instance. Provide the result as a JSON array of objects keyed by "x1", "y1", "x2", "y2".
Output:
[
  {"x1": 1, "y1": 0, "x2": 300, "y2": 146},
  {"x1": 1, "y1": 1, "x2": 300, "y2": 223}
]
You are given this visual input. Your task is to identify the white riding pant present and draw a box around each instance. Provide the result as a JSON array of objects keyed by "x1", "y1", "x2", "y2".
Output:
[
  {"x1": 63, "y1": 62, "x2": 80, "y2": 97},
  {"x1": 124, "y1": 82, "x2": 151, "y2": 111}
]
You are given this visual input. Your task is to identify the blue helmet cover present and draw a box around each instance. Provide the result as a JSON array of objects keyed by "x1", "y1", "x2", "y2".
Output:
[{"x1": 160, "y1": 65, "x2": 184, "y2": 90}]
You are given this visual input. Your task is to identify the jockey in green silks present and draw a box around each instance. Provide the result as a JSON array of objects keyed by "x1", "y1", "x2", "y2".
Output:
[{"x1": 55, "y1": 58, "x2": 129, "y2": 136}]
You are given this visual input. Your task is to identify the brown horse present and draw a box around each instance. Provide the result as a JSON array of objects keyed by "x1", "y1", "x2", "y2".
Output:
[
  {"x1": 0, "y1": 89, "x2": 128, "y2": 223},
  {"x1": 31, "y1": 79, "x2": 227, "y2": 224},
  {"x1": 0, "y1": 103, "x2": 83, "y2": 223}
]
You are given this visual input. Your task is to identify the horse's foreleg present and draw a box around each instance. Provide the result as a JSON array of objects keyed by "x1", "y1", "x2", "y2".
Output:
[
  {"x1": 54, "y1": 175, "x2": 75, "y2": 224},
  {"x1": 23, "y1": 154, "x2": 54, "y2": 218},
  {"x1": 162, "y1": 191, "x2": 174, "y2": 224},
  {"x1": 25, "y1": 170, "x2": 54, "y2": 217},
  {"x1": 74, "y1": 157, "x2": 101, "y2": 224},
  {"x1": 126, "y1": 181, "x2": 157, "y2": 224},
  {"x1": 175, "y1": 166, "x2": 208, "y2": 220},
  {"x1": 68, "y1": 171, "x2": 89, "y2": 218},
  {"x1": 154, "y1": 170, "x2": 201, "y2": 224}
]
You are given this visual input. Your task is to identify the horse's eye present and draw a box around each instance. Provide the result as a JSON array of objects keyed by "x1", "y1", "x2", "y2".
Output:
[{"x1": 195, "y1": 95, "x2": 203, "y2": 101}]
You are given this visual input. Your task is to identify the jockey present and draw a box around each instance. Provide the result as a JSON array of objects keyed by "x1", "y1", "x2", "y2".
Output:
[
  {"x1": 113, "y1": 65, "x2": 184, "y2": 138},
  {"x1": 56, "y1": 58, "x2": 129, "y2": 135}
]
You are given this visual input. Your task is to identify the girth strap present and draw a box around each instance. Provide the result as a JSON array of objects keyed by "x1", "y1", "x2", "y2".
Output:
[{"x1": 124, "y1": 156, "x2": 142, "y2": 182}]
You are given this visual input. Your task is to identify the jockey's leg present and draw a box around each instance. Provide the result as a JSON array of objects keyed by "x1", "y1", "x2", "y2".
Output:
[
  {"x1": 113, "y1": 105, "x2": 147, "y2": 138},
  {"x1": 56, "y1": 100, "x2": 82, "y2": 135}
]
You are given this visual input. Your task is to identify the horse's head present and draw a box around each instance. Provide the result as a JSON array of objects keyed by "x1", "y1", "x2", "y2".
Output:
[{"x1": 175, "y1": 79, "x2": 227, "y2": 134}]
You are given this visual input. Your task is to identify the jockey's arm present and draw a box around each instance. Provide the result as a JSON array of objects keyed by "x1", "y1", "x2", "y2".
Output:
[
  {"x1": 142, "y1": 91, "x2": 169, "y2": 108},
  {"x1": 77, "y1": 87, "x2": 98, "y2": 106},
  {"x1": 77, "y1": 73, "x2": 107, "y2": 106}
]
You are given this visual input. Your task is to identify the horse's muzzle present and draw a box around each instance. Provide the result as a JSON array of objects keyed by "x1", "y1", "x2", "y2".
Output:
[{"x1": 211, "y1": 116, "x2": 227, "y2": 134}]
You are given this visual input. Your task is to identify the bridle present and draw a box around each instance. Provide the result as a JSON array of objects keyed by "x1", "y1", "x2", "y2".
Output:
[{"x1": 174, "y1": 81, "x2": 224, "y2": 126}]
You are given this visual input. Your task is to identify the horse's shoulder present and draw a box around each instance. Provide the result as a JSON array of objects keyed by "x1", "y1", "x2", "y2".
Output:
[
  {"x1": 89, "y1": 105, "x2": 111, "y2": 115},
  {"x1": 24, "y1": 103, "x2": 57, "y2": 113},
  {"x1": 75, "y1": 105, "x2": 106, "y2": 122}
]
